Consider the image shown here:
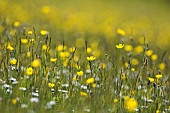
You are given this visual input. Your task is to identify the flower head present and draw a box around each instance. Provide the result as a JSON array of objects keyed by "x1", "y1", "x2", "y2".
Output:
[
  {"x1": 148, "y1": 77, "x2": 154, "y2": 83},
  {"x1": 7, "y1": 43, "x2": 14, "y2": 51},
  {"x1": 86, "y1": 78, "x2": 95, "y2": 84},
  {"x1": 155, "y1": 74, "x2": 162, "y2": 79},
  {"x1": 77, "y1": 71, "x2": 84, "y2": 76},
  {"x1": 40, "y1": 30, "x2": 48, "y2": 35},
  {"x1": 48, "y1": 83, "x2": 55, "y2": 88},
  {"x1": 21, "y1": 38, "x2": 28, "y2": 44},
  {"x1": 124, "y1": 96, "x2": 138, "y2": 112},
  {"x1": 10, "y1": 58, "x2": 17, "y2": 65},
  {"x1": 116, "y1": 44, "x2": 124, "y2": 49},
  {"x1": 87, "y1": 56, "x2": 96, "y2": 61},
  {"x1": 31, "y1": 59, "x2": 41, "y2": 68},
  {"x1": 26, "y1": 67, "x2": 33, "y2": 75}
]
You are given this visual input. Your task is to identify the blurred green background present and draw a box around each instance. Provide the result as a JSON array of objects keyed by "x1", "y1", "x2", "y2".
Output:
[{"x1": 1, "y1": 0, "x2": 170, "y2": 48}]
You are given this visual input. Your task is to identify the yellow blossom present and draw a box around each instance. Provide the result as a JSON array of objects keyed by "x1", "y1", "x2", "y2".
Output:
[
  {"x1": 77, "y1": 71, "x2": 84, "y2": 76},
  {"x1": 42, "y1": 6, "x2": 51, "y2": 14},
  {"x1": 151, "y1": 54, "x2": 158, "y2": 61},
  {"x1": 124, "y1": 97, "x2": 138, "y2": 112},
  {"x1": 48, "y1": 83, "x2": 55, "y2": 88},
  {"x1": 72, "y1": 77, "x2": 77, "y2": 81},
  {"x1": 87, "y1": 56, "x2": 96, "y2": 61},
  {"x1": 156, "y1": 110, "x2": 160, "y2": 113},
  {"x1": 124, "y1": 45, "x2": 133, "y2": 52},
  {"x1": 7, "y1": 43, "x2": 14, "y2": 51},
  {"x1": 116, "y1": 44, "x2": 124, "y2": 49},
  {"x1": 80, "y1": 92, "x2": 88, "y2": 97},
  {"x1": 11, "y1": 99, "x2": 17, "y2": 105},
  {"x1": 145, "y1": 50, "x2": 153, "y2": 56},
  {"x1": 26, "y1": 52, "x2": 31, "y2": 57},
  {"x1": 121, "y1": 74, "x2": 126, "y2": 80},
  {"x1": 125, "y1": 62, "x2": 129, "y2": 68},
  {"x1": 26, "y1": 67, "x2": 33, "y2": 75},
  {"x1": 31, "y1": 59, "x2": 41, "y2": 68},
  {"x1": 131, "y1": 59, "x2": 139, "y2": 65},
  {"x1": 50, "y1": 58, "x2": 57, "y2": 62},
  {"x1": 117, "y1": 28, "x2": 126, "y2": 36},
  {"x1": 148, "y1": 77, "x2": 154, "y2": 83},
  {"x1": 14, "y1": 21, "x2": 20, "y2": 27},
  {"x1": 42, "y1": 44, "x2": 48, "y2": 51},
  {"x1": 28, "y1": 30, "x2": 33, "y2": 35},
  {"x1": 92, "y1": 83, "x2": 97, "y2": 88},
  {"x1": 131, "y1": 68, "x2": 135, "y2": 72},
  {"x1": 155, "y1": 74, "x2": 162, "y2": 79},
  {"x1": 69, "y1": 47, "x2": 76, "y2": 52},
  {"x1": 99, "y1": 63, "x2": 106, "y2": 69},
  {"x1": 159, "y1": 63, "x2": 165, "y2": 70},
  {"x1": 10, "y1": 59, "x2": 17, "y2": 65},
  {"x1": 86, "y1": 78, "x2": 95, "y2": 84},
  {"x1": 40, "y1": 30, "x2": 48, "y2": 35},
  {"x1": 134, "y1": 45, "x2": 144, "y2": 54},
  {"x1": 114, "y1": 98, "x2": 118, "y2": 103},
  {"x1": 56, "y1": 45, "x2": 67, "y2": 51},
  {"x1": 87, "y1": 47, "x2": 92, "y2": 53},
  {"x1": 21, "y1": 38, "x2": 28, "y2": 44}
]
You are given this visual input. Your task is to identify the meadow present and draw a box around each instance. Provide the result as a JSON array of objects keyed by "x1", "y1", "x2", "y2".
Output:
[{"x1": 0, "y1": 0, "x2": 170, "y2": 113}]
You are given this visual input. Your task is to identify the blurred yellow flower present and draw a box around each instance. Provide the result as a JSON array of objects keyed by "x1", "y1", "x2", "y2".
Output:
[
  {"x1": 31, "y1": 59, "x2": 41, "y2": 68},
  {"x1": 113, "y1": 98, "x2": 118, "y2": 103},
  {"x1": 125, "y1": 62, "x2": 129, "y2": 68},
  {"x1": 87, "y1": 47, "x2": 92, "y2": 53},
  {"x1": 87, "y1": 56, "x2": 96, "y2": 61},
  {"x1": 10, "y1": 59, "x2": 17, "y2": 65},
  {"x1": 28, "y1": 30, "x2": 33, "y2": 35},
  {"x1": 26, "y1": 67, "x2": 33, "y2": 75},
  {"x1": 131, "y1": 68, "x2": 135, "y2": 72},
  {"x1": 99, "y1": 63, "x2": 106, "y2": 69},
  {"x1": 155, "y1": 74, "x2": 162, "y2": 79},
  {"x1": 134, "y1": 45, "x2": 144, "y2": 53},
  {"x1": 77, "y1": 71, "x2": 84, "y2": 76},
  {"x1": 26, "y1": 52, "x2": 31, "y2": 57},
  {"x1": 42, "y1": 44, "x2": 48, "y2": 51},
  {"x1": 42, "y1": 6, "x2": 51, "y2": 14},
  {"x1": 48, "y1": 83, "x2": 55, "y2": 88},
  {"x1": 56, "y1": 45, "x2": 67, "y2": 51},
  {"x1": 124, "y1": 45, "x2": 133, "y2": 52},
  {"x1": 80, "y1": 91, "x2": 88, "y2": 97},
  {"x1": 11, "y1": 99, "x2": 17, "y2": 105},
  {"x1": 117, "y1": 28, "x2": 126, "y2": 36},
  {"x1": 21, "y1": 38, "x2": 28, "y2": 44},
  {"x1": 159, "y1": 63, "x2": 165, "y2": 70},
  {"x1": 151, "y1": 54, "x2": 158, "y2": 61},
  {"x1": 145, "y1": 50, "x2": 153, "y2": 56},
  {"x1": 14, "y1": 21, "x2": 20, "y2": 27},
  {"x1": 7, "y1": 43, "x2": 14, "y2": 51},
  {"x1": 156, "y1": 110, "x2": 160, "y2": 113},
  {"x1": 40, "y1": 30, "x2": 48, "y2": 35},
  {"x1": 131, "y1": 59, "x2": 139, "y2": 65},
  {"x1": 121, "y1": 74, "x2": 126, "y2": 80},
  {"x1": 69, "y1": 47, "x2": 76, "y2": 52},
  {"x1": 86, "y1": 78, "x2": 95, "y2": 84},
  {"x1": 116, "y1": 44, "x2": 124, "y2": 49},
  {"x1": 148, "y1": 77, "x2": 154, "y2": 83},
  {"x1": 50, "y1": 58, "x2": 57, "y2": 62},
  {"x1": 124, "y1": 97, "x2": 138, "y2": 112},
  {"x1": 59, "y1": 51, "x2": 70, "y2": 58},
  {"x1": 92, "y1": 83, "x2": 97, "y2": 88}
]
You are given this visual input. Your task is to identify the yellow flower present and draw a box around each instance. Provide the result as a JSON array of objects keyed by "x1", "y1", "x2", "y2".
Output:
[
  {"x1": 99, "y1": 63, "x2": 106, "y2": 69},
  {"x1": 86, "y1": 78, "x2": 95, "y2": 84},
  {"x1": 121, "y1": 74, "x2": 126, "y2": 80},
  {"x1": 7, "y1": 43, "x2": 14, "y2": 51},
  {"x1": 131, "y1": 59, "x2": 139, "y2": 65},
  {"x1": 87, "y1": 56, "x2": 96, "y2": 61},
  {"x1": 77, "y1": 71, "x2": 84, "y2": 76},
  {"x1": 50, "y1": 58, "x2": 57, "y2": 62},
  {"x1": 156, "y1": 110, "x2": 160, "y2": 113},
  {"x1": 26, "y1": 52, "x2": 31, "y2": 57},
  {"x1": 116, "y1": 44, "x2": 124, "y2": 49},
  {"x1": 40, "y1": 30, "x2": 48, "y2": 35},
  {"x1": 56, "y1": 45, "x2": 67, "y2": 51},
  {"x1": 117, "y1": 28, "x2": 126, "y2": 36},
  {"x1": 31, "y1": 59, "x2": 41, "y2": 68},
  {"x1": 131, "y1": 68, "x2": 135, "y2": 72},
  {"x1": 14, "y1": 21, "x2": 20, "y2": 27},
  {"x1": 155, "y1": 74, "x2": 162, "y2": 79},
  {"x1": 148, "y1": 77, "x2": 154, "y2": 83},
  {"x1": 59, "y1": 51, "x2": 70, "y2": 58},
  {"x1": 124, "y1": 45, "x2": 133, "y2": 52},
  {"x1": 87, "y1": 47, "x2": 92, "y2": 53},
  {"x1": 11, "y1": 99, "x2": 17, "y2": 105},
  {"x1": 26, "y1": 67, "x2": 33, "y2": 75},
  {"x1": 92, "y1": 83, "x2": 97, "y2": 88},
  {"x1": 145, "y1": 50, "x2": 153, "y2": 56},
  {"x1": 21, "y1": 38, "x2": 28, "y2": 44},
  {"x1": 42, "y1": 44, "x2": 48, "y2": 51},
  {"x1": 159, "y1": 63, "x2": 165, "y2": 70},
  {"x1": 69, "y1": 47, "x2": 76, "y2": 53},
  {"x1": 10, "y1": 59, "x2": 17, "y2": 65},
  {"x1": 80, "y1": 92, "x2": 88, "y2": 97},
  {"x1": 48, "y1": 83, "x2": 55, "y2": 88},
  {"x1": 134, "y1": 45, "x2": 144, "y2": 54},
  {"x1": 42, "y1": 6, "x2": 51, "y2": 14},
  {"x1": 124, "y1": 97, "x2": 138, "y2": 112},
  {"x1": 151, "y1": 54, "x2": 158, "y2": 61},
  {"x1": 28, "y1": 30, "x2": 33, "y2": 35},
  {"x1": 113, "y1": 98, "x2": 118, "y2": 103},
  {"x1": 125, "y1": 62, "x2": 129, "y2": 68}
]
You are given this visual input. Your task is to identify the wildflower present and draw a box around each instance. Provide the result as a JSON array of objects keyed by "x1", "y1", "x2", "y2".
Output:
[
  {"x1": 72, "y1": 77, "x2": 77, "y2": 81},
  {"x1": 134, "y1": 45, "x2": 144, "y2": 53},
  {"x1": 48, "y1": 83, "x2": 55, "y2": 88},
  {"x1": 117, "y1": 28, "x2": 126, "y2": 36},
  {"x1": 7, "y1": 43, "x2": 14, "y2": 51},
  {"x1": 42, "y1": 6, "x2": 50, "y2": 14},
  {"x1": 121, "y1": 74, "x2": 126, "y2": 80},
  {"x1": 77, "y1": 71, "x2": 84, "y2": 76},
  {"x1": 26, "y1": 52, "x2": 31, "y2": 57},
  {"x1": 56, "y1": 45, "x2": 67, "y2": 51},
  {"x1": 26, "y1": 67, "x2": 33, "y2": 75},
  {"x1": 30, "y1": 38, "x2": 34, "y2": 42},
  {"x1": 159, "y1": 63, "x2": 165, "y2": 70},
  {"x1": 14, "y1": 21, "x2": 20, "y2": 27},
  {"x1": 27, "y1": 30, "x2": 33, "y2": 35},
  {"x1": 80, "y1": 92, "x2": 88, "y2": 97},
  {"x1": 69, "y1": 47, "x2": 76, "y2": 52},
  {"x1": 124, "y1": 97, "x2": 138, "y2": 112},
  {"x1": 131, "y1": 59, "x2": 139, "y2": 65},
  {"x1": 148, "y1": 77, "x2": 154, "y2": 83},
  {"x1": 125, "y1": 62, "x2": 129, "y2": 68},
  {"x1": 151, "y1": 54, "x2": 158, "y2": 61},
  {"x1": 155, "y1": 74, "x2": 162, "y2": 79},
  {"x1": 87, "y1": 56, "x2": 96, "y2": 61},
  {"x1": 156, "y1": 110, "x2": 160, "y2": 113},
  {"x1": 131, "y1": 68, "x2": 135, "y2": 72},
  {"x1": 124, "y1": 45, "x2": 133, "y2": 52},
  {"x1": 86, "y1": 78, "x2": 95, "y2": 84},
  {"x1": 11, "y1": 99, "x2": 17, "y2": 105},
  {"x1": 92, "y1": 83, "x2": 97, "y2": 88},
  {"x1": 42, "y1": 44, "x2": 48, "y2": 51},
  {"x1": 59, "y1": 51, "x2": 70, "y2": 58},
  {"x1": 50, "y1": 58, "x2": 57, "y2": 62},
  {"x1": 116, "y1": 44, "x2": 124, "y2": 49},
  {"x1": 99, "y1": 63, "x2": 106, "y2": 69},
  {"x1": 10, "y1": 58, "x2": 17, "y2": 65},
  {"x1": 87, "y1": 47, "x2": 92, "y2": 53},
  {"x1": 31, "y1": 59, "x2": 41, "y2": 68},
  {"x1": 145, "y1": 50, "x2": 153, "y2": 56},
  {"x1": 21, "y1": 38, "x2": 28, "y2": 44},
  {"x1": 40, "y1": 30, "x2": 48, "y2": 35},
  {"x1": 114, "y1": 98, "x2": 118, "y2": 103}
]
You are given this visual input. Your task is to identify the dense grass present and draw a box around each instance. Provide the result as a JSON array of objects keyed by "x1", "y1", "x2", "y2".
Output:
[{"x1": 0, "y1": 0, "x2": 170, "y2": 113}]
